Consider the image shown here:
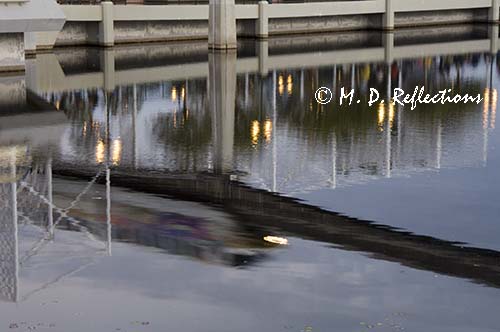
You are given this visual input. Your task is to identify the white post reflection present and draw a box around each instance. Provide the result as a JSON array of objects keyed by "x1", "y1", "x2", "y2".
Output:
[
  {"x1": 331, "y1": 134, "x2": 337, "y2": 189},
  {"x1": 272, "y1": 70, "x2": 277, "y2": 193},
  {"x1": 47, "y1": 157, "x2": 54, "y2": 239},
  {"x1": 11, "y1": 148, "x2": 19, "y2": 303},
  {"x1": 133, "y1": 84, "x2": 139, "y2": 170},
  {"x1": 436, "y1": 119, "x2": 442, "y2": 170},
  {"x1": 106, "y1": 168, "x2": 112, "y2": 256}
]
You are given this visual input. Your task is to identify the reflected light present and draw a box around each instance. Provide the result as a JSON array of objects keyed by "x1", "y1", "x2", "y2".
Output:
[
  {"x1": 251, "y1": 120, "x2": 260, "y2": 146},
  {"x1": 96, "y1": 140, "x2": 105, "y2": 164},
  {"x1": 484, "y1": 88, "x2": 490, "y2": 129},
  {"x1": 111, "y1": 138, "x2": 122, "y2": 166},
  {"x1": 388, "y1": 101, "x2": 395, "y2": 128},
  {"x1": 171, "y1": 86, "x2": 178, "y2": 102},
  {"x1": 287, "y1": 74, "x2": 293, "y2": 94},
  {"x1": 264, "y1": 119, "x2": 273, "y2": 143},
  {"x1": 263, "y1": 236, "x2": 288, "y2": 245},
  {"x1": 181, "y1": 86, "x2": 185, "y2": 100},
  {"x1": 378, "y1": 103, "x2": 385, "y2": 130}
]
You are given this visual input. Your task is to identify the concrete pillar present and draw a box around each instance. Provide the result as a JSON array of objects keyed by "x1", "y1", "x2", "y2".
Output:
[
  {"x1": 210, "y1": 51, "x2": 237, "y2": 173},
  {"x1": 99, "y1": 1, "x2": 114, "y2": 47},
  {"x1": 490, "y1": 0, "x2": 500, "y2": 22},
  {"x1": 257, "y1": 1, "x2": 269, "y2": 38},
  {"x1": 0, "y1": 34, "x2": 25, "y2": 73},
  {"x1": 383, "y1": 0, "x2": 394, "y2": 30},
  {"x1": 208, "y1": 0, "x2": 237, "y2": 50},
  {"x1": 257, "y1": 40, "x2": 269, "y2": 76}
]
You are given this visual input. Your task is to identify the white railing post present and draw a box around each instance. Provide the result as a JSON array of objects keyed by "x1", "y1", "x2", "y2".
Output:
[
  {"x1": 383, "y1": 0, "x2": 394, "y2": 30},
  {"x1": 257, "y1": 1, "x2": 269, "y2": 38},
  {"x1": 490, "y1": 0, "x2": 500, "y2": 22},
  {"x1": 99, "y1": 1, "x2": 114, "y2": 47}
]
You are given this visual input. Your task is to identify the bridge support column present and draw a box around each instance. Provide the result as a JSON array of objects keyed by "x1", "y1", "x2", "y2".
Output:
[
  {"x1": 208, "y1": 0, "x2": 237, "y2": 50},
  {"x1": 257, "y1": 1, "x2": 269, "y2": 39},
  {"x1": 383, "y1": 0, "x2": 394, "y2": 31},
  {"x1": 99, "y1": 1, "x2": 115, "y2": 47},
  {"x1": 490, "y1": 0, "x2": 500, "y2": 22},
  {"x1": 209, "y1": 51, "x2": 237, "y2": 173}
]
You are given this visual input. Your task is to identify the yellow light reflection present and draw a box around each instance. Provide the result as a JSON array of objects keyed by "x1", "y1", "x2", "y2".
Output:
[
  {"x1": 96, "y1": 140, "x2": 105, "y2": 164},
  {"x1": 171, "y1": 86, "x2": 178, "y2": 102},
  {"x1": 378, "y1": 103, "x2": 385, "y2": 130},
  {"x1": 251, "y1": 120, "x2": 260, "y2": 146},
  {"x1": 264, "y1": 119, "x2": 273, "y2": 143},
  {"x1": 181, "y1": 86, "x2": 185, "y2": 100},
  {"x1": 278, "y1": 74, "x2": 286, "y2": 95},
  {"x1": 388, "y1": 101, "x2": 395, "y2": 128},
  {"x1": 279, "y1": 84, "x2": 284, "y2": 96},
  {"x1": 287, "y1": 74, "x2": 293, "y2": 94},
  {"x1": 484, "y1": 88, "x2": 490, "y2": 129},
  {"x1": 111, "y1": 138, "x2": 122, "y2": 166},
  {"x1": 263, "y1": 236, "x2": 288, "y2": 245}
]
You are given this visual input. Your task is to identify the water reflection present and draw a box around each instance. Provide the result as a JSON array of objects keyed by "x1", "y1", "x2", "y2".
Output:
[{"x1": 1, "y1": 26, "x2": 500, "y2": 331}]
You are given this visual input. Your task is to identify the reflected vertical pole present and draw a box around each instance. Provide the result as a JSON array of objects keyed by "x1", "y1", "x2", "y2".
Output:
[
  {"x1": 47, "y1": 157, "x2": 54, "y2": 239},
  {"x1": 10, "y1": 148, "x2": 19, "y2": 302},
  {"x1": 245, "y1": 73, "x2": 249, "y2": 107},
  {"x1": 386, "y1": 65, "x2": 392, "y2": 178},
  {"x1": 106, "y1": 168, "x2": 112, "y2": 256},
  {"x1": 333, "y1": 65, "x2": 337, "y2": 93},
  {"x1": 436, "y1": 119, "x2": 442, "y2": 169},
  {"x1": 350, "y1": 64, "x2": 355, "y2": 89},
  {"x1": 272, "y1": 70, "x2": 277, "y2": 192},
  {"x1": 397, "y1": 61, "x2": 402, "y2": 165},
  {"x1": 133, "y1": 84, "x2": 138, "y2": 170},
  {"x1": 331, "y1": 134, "x2": 337, "y2": 189},
  {"x1": 105, "y1": 91, "x2": 112, "y2": 256},
  {"x1": 300, "y1": 69, "x2": 304, "y2": 101}
]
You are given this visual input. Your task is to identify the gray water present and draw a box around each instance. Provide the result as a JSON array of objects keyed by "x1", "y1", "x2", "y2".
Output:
[{"x1": 1, "y1": 27, "x2": 500, "y2": 331}]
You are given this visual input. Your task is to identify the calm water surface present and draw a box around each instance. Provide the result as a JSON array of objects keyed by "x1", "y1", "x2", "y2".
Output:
[{"x1": 1, "y1": 28, "x2": 500, "y2": 331}]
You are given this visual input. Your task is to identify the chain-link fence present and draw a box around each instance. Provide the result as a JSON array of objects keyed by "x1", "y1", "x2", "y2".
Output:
[{"x1": 0, "y1": 183, "x2": 17, "y2": 303}]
